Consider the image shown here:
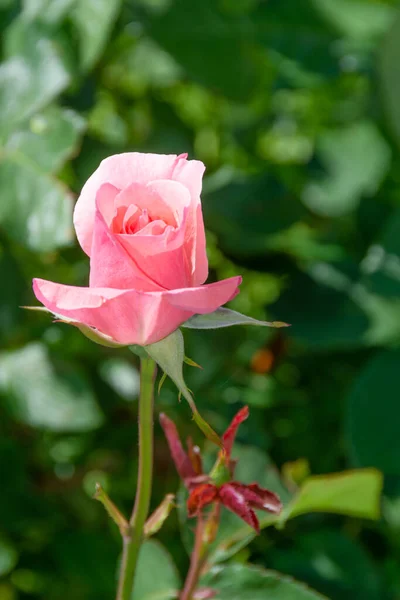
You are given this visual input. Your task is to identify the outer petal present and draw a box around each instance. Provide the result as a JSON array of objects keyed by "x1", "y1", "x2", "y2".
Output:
[
  {"x1": 165, "y1": 276, "x2": 241, "y2": 313},
  {"x1": 170, "y1": 160, "x2": 208, "y2": 284},
  {"x1": 32, "y1": 276, "x2": 241, "y2": 346},
  {"x1": 171, "y1": 154, "x2": 205, "y2": 202},
  {"x1": 74, "y1": 152, "x2": 205, "y2": 255},
  {"x1": 218, "y1": 483, "x2": 260, "y2": 533},
  {"x1": 191, "y1": 202, "x2": 208, "y2": 286}
]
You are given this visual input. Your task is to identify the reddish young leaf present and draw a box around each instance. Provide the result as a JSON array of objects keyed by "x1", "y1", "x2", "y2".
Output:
[
  {"x1": 187, "y1": 483, "x2": 218, "y2": 517},
  {"x1": 218, "y1": 483, "x2": 260, "y2": 533},
  {"x1": 230, "y1": 482, "x2": 282, "y2": 515},
  {"x1": 187, "y1": 436, "x2": 203, "y2": 475},
  {"x1": 160, "y1": 413, "x2": 196, "y2": 483},
  {"x1": 222, "y1": 406, "x2": 249, "y2": 456}
]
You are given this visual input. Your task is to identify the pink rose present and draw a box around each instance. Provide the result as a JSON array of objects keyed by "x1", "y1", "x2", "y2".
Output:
[{"x1": 33, "y1": 152, "x2": 241, "y2": 346}]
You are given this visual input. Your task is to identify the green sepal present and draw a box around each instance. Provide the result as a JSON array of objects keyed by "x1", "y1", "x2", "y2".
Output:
[
  {"x1": 184, "y1": 356, "x2": 203, "y2": 369},
  {"x1": 129, "y1": 344, "x2": 149, "y2": 358},
  {"x1": 134, "y1": 330, "x2": 222, "y2": 448},
  {"x1": 23, "y1": 306, "x2": 125, "y2": 348},
  {"x1": 157, "y1": 371, "x2": 168, "y2": 395},
  {"x1": 182, "y1": 307, "x2": 290, "y2": 330}
]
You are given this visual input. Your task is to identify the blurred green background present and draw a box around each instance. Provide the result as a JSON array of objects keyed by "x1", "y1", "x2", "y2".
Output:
[{"x1": 1, "y1": 0, "x2": 400, "y2": 598}]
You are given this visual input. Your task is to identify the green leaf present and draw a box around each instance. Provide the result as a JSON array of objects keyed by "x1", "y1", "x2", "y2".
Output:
[
  {"x1": 182, "y1": 308, "x2": 289, "y2": 330},
  {"x1": 103, "y1": 37, "x2": 182, "y2": 97},
  {"x1": 381, "y1": 13, "x2": 400, "y2": 150},
  {"x1": 0, "y1": 156, "x2": 74, "y2": 251},
  {"x1": 313, "y1": 0, "x2": 395, "y2": 42},
  {"x1": 99, "y1": 358, "x2": 140, "y2": 401},
  {"x1": 270, "y1": 270, "x2": 370, "y2": 350},
  {"x1": 270, "y1": 530, "x2": 383, "y2": 600},
  {"x1": 0, "y1": 103, "x2": 84, "y2": 251},
  {"x1": 0, "y1": 22, "x2": 71, "y2": 136},
  {"x1": 202, "y1": 564, "x2": 327, "y2": 599},
  {"x1": 280, "y1": 468, "x2": 382, "y2": 523},
  {"x1": 0, "y1": 538, "x2": 18, "y2": 577},
  {"x1": 347, "y1": 349, "x2": 400, "y2": 476},
  {"x1": 22, "y1": 0, "x2": 77, "y2": 26},
  {"x1": 0, "y1": 342, "x2": 103, "y2": 432},
  {"x1": 140, "y1": 330, "x2": 222, "y2": 447},
  {"x1": 203, "y1": 174, "x2": 306, "y2": 257},
  {"x1": 146, "y1": 0, "x2": 262, "y2": 101},
  {"x1": 302, "y1": 122, "x2": 391, "y2": 217},
  {"x1": 361, "y1": 206, "x2": 400, "y2": 299},
  {"x1": 87, "y1": 91, "x2": 129, "y2": 146},
  {"x1": 54, "y1": 531, "x2": 118, "y2": 597},
  {"x1": 132, "y1": 540, "x2": 180, "y2": 600},
  {"x1": 0, "y1": 248, "x2": 25, "y2": 337},
  {"x1": 5, "y1": 105, "x2": 86, "y2": 173},
  {"x1": 71, "y1": 0, "x2": 122, "y2": 71},
  {"x1": 211, "y1": 467, "x2": 382, "y2": 563}
]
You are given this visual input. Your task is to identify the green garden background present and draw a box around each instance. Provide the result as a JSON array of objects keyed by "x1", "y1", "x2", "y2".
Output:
[{"x1": 1, "y1": 0, "x2": 400, "y2": 598}]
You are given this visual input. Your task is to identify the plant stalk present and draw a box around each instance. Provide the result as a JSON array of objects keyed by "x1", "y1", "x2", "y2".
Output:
[
  {"x1": 116, "y1": 356, "x2": 156, "y2": 600},
  {"x1": 180, "y1": 518, "x2": 207, "y2": 600}
]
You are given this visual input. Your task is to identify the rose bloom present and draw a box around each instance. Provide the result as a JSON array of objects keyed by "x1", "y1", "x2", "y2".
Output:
[{"x1": 33, "y1": 153, "x2": 241, "y2": 346}]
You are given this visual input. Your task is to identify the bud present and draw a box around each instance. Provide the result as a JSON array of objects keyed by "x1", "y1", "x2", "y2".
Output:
[
  {"x1": 93, "y1": 483, "x2": 129, "y2": 535},
  {"x1": 144, "y1": 494, "x2": 175, "y2": 538}
]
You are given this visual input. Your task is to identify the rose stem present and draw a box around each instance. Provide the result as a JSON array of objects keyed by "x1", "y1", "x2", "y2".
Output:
[
  {"x1": 180, "y1": 517, "x2": 207, "y2": 600},
  {"x1": 116, "y1": 356, "x2": 156, "y2": 600}
]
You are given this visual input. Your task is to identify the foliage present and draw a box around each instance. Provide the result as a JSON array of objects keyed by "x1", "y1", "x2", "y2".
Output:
[{"x1": 1, "y1": 0, "x2": 400, "y2": 598}]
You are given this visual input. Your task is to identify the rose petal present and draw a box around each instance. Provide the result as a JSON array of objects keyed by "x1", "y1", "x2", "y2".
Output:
[
  {"x1": 191, "y1": 202, "x2": 208, "y2": 286},
  {"x1": 165, "y1": 276, "x2": 242, "y2": 313},
  {"x1": 89, "y1": 186, "x2": 163, "y2": 291},
  {"x1": 109, "y1": 181, "x2": 195, "y2": 288},
  {"x1": 32, "y1": 276, "x2": 241, "y2": 346},
  {"x1": 74, "y1": 153, "x2": 204, "y2": 255},
  {"x1": 114, "y1": 181, "x2": 189, "y2": 229},
  {"x1": 115, "y1": 181, "x2": 193, "y2": 289}
]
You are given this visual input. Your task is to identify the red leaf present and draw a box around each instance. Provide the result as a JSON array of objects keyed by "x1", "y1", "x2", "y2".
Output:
[
  {"x1": 219, "y1": 483, "x2": 260, "y2": 533},
  {"x1": 230, "y1": 482, "x2": 282, "y2": 515},
  {"x1": 159, "y1": 413, "x2": 196, "y2": 483},
  {"x1": 187, "y1": 484, "x2": 218, "y2": 517},
  {"x1": 222, "y1": 406, "x2": 249, "y2": 456}
]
